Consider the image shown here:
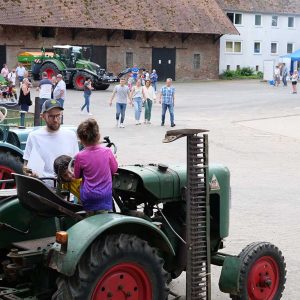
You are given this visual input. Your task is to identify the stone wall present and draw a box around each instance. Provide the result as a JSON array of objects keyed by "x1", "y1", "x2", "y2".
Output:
[{"x1": 0, "y1": 26, "x2": 220, "y2": 81}]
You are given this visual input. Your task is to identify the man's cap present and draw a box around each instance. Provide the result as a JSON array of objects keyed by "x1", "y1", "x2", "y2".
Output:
[
  {"x1": 57, "y1": 74, "x2": 63, "y2": 78},
  {"x1": 41, "y1": 99, "x2": 64, "y2": 113}
]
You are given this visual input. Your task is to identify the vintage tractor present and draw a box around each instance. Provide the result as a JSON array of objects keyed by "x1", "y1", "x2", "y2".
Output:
[
  {"x1": 18, "y1": 45, "x2": 119, "y2": 90},
  {"x1": 0, "y1": 129, "x2": 286, "y2": 300}
]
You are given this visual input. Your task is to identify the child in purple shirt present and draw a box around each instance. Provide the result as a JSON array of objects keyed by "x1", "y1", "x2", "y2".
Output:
[{"x1": 74, "y1": 119, "x2": 118, "y2": 213}]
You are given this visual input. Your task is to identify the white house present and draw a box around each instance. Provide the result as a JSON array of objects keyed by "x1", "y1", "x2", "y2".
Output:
[{"x1": 217, "y1": 0, "x2": 300, "y2": 79}]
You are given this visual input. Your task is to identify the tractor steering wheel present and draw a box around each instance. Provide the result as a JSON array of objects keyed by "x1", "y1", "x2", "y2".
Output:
[{"x1": 0, "y1": 107, "x2": 8, "y2": 123}]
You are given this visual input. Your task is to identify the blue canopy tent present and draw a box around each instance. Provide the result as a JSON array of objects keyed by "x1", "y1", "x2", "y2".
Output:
[{"x1": 280, "y1": 49, "x2": 300, "y2": 73}]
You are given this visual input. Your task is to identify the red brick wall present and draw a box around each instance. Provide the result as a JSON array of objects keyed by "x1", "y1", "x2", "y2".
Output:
[{"x1": 0, "y1": 26, "x2": 220, "y2": 80}]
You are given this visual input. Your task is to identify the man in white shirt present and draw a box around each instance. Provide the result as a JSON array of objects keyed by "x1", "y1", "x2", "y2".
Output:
[
  {"x1": 23, "y1": 99, "x2": 78, "y2": 178},
  {"x1": 16, "y1": 63, "x2": 26, "y2": 84},
  {"x1": 37, "y1": 72, "x2": 53, "y2": 112},
  {"x1": 53, "y1": 74, "x2": 66, "y2": 123}
]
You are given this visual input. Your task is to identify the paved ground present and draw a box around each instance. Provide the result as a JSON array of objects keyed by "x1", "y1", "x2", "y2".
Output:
[{"x1": 30, "y1": 80, "x2": 300, "y2": 299}]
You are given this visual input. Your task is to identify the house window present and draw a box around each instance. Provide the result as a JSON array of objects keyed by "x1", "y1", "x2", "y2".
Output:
[
  {"x1": 272, "y1": 16, "x2": 278, "y2": 27},
  {"x1": 125, "y1": 52, "x2": 133, "y2": 67},
  {"x1": 41, "y1": 27, "x2": 56, "y2": 38},
  {"x1": 254, "y1": 42, "x2": 261, "y2": 54},
  {"x1": 226, "y1": 41, "x2": 242, "y2": 53},
  {"x1": 236, "y1": 65, "x2": 240, "y2": 70},
  {"x1": 227, "y1": 65, "x2": 230, "y2": 70},
  {"x1": 227, "y1": 12, "x2": 243, "y2": 25},
  {"x1": 288, "y1": 17, "x2": 295, "y2": 28},
  {"x1": 256, "y1": 65, "x2": 259, "y2": 71},
  {"x1": 287, "y1": 43, "x2": 294, "y2": 53},
  {"x1": 255, "y1": 15, "x2": 262, "y2": 26},
  {"x1": 124, "y1": 30, "x2": 135, "y2": 40},
  {"x1": 193, "y1": 54, "x2": 201, "y2": 69},
  {"x1": 271, "y1": 42, "x2": 278, "y2": 54}
]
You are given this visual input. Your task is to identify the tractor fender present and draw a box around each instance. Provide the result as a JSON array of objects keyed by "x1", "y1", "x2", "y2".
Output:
[
  {"x1": 41, "y1": 59, "x2": 66, "y2": 71},
  {"x1": 49, "y1": 213, "x2": 175, "y2": 277},
  {"x1": 0, "y1": 143, "x2": 24, "y2": 161}
]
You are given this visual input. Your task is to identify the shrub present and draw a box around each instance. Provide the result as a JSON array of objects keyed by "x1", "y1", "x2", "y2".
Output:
[
  {"x1": 240, "y1": 67, "x2": 254, "y2": 76},
  {"x1": 256, "y1": 71, "x2": 263, "y2": 79},
  {"x1": 221, "y1": 70, "x2": 237, "y2": 79}
]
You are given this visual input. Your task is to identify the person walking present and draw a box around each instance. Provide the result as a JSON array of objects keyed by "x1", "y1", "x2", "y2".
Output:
[
  {"x1": 291, "y1": 70, "x2": 298, "y2": 94},
  {"x1": 150, "y1": 69, "x2": 158, "y2": 92},
  {"x1": 18, "y1": 78, "x2": 32, "y2": 125},
  {"x1": 16, "y1": 63, "x2": 26, "y2": 85},
  {"x1": 81, "y1": 77, "x2": 94, "y2": 115},
  {"x1": 109, "y1": 78, "x2": 130, "y2": 128},
  {"x1": 142, "y1": 80, "x2": 156, "y2": 124},
  {"x1": 37, "y1": 72, "x2": 52, "y2": 113},
  {"x1": 282, "y1": 63, "x2": 288, "y2": 87},
  {"x1": 7, "y1": 68, "x2": 16, "y2": 86},
  {"x1": 53, "y1": 74, "x2": 66, "y2": 123},
  {"x1": 159, "y1": 78, "x2": 175, "y2": 127},
  {"x1": 51, "y1": 76, "x2": 57, "y2": 98},
  {"x1": 1, "y1": 64, "x2": 9, "y2": 79},
  {"x1": 131, "y1": 79, "x2": 145, "y2": 125},
  {"x1": 274, "y1": 66, "x2": 280, "y2": 87}
]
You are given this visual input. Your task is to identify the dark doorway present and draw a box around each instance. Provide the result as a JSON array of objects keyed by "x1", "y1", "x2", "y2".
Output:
[
  {"x1": 152, "y1": 48, "x2": 176, "y2": 81},
  {"x1": 0, "y1": 46, "x2": 6, "y2": 69},
  {"x1": 91, "y1": 46, "x2": 107, "y2": 68}
]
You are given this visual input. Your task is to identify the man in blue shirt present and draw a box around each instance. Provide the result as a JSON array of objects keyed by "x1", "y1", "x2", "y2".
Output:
[
  {"x1": 159, "y1": 78, "x2": 175, "y2": 127},
  {"x1": 131, "y1": 65, "x2": 139, "y2": 82}
]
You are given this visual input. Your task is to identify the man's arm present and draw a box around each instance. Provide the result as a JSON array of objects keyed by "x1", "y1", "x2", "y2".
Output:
[{"x1": 109, "y1": 89, "x2": 116, "y2": 106}]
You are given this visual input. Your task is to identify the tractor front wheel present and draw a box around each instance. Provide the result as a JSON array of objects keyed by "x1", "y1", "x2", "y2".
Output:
[
  {"x1": 52, "y1": 234, "x2": 169, "y2": 300},
  {"x1": 73, "y1": 71, "x2": 89, "y2": 90},
  {"x1": 40, "y1": 63, "x2": 60, "y2": 79},
  {"x1": 231, "y1": 242, "x2": 286, "y2": 300}
]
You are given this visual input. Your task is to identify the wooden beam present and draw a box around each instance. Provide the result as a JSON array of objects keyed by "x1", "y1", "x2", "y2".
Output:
[
  {"x1": 181, "y1": 33, "x2": 191, "y2": 43},
  {"x1": 107, "y1": 29, "x2": 117, "y2": 41},
  {"x1": 145, "y1": 31, "x2": 155, "y2": 43}
]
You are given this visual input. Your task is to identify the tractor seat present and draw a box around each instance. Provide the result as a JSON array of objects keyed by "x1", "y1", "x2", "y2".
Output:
[{"x1": 14, "y1": 173, "x2": 83, "y2": 219}]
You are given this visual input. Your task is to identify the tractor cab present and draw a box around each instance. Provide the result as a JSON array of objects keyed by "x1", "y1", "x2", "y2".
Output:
[{"x1": 53, "y1": 45, "x2": 92, "y2": 68}]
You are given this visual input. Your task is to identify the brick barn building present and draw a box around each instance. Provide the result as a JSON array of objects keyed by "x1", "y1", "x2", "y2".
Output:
[{"x1": 0, "y1": 0, "x2": 237, "y2": 81}]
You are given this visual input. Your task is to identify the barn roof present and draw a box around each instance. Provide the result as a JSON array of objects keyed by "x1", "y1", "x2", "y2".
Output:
[
  {"x1": 0, "y1": 0, "x2": 238, "y2": 35},
  {"x1": 216, "y1": 0, "x2": 300, "y2": 15}
]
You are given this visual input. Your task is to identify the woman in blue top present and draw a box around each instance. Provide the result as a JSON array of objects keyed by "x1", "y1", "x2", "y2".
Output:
[{"x1": 81, "y1": 77, "x2": 94, "y2": 115}]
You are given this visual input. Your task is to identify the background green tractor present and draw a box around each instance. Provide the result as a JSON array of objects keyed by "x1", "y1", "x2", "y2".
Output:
[
  {"x1": 18, "y1": 45, "x2": 119, "y2": 90},
  {"x1": 0, "y1": 129, "x2": 286, "y2": 300}
]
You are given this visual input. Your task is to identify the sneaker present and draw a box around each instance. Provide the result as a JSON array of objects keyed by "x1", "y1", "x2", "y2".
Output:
[
  {"x1": 171, "y1": 124, "x2": 176, "y2": 127},
  {"x1": 88, "y1": 113, "x2": 93, "y2": 116},
  {"x1": 116, "y1": 120, "x2": 120, "y2": 127},
  {"x1": 120, "y1": 123, "x2": 125, "y2": 128}
]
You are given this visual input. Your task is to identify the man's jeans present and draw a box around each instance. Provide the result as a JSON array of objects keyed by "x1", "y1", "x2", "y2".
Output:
[
  {"x1": 162, "y1": 103, "x2": 174, "y2": 125},
  {"x1": 116, "y1": 102, "x2": 127, "y2": 124},
  {"x1": 133, "y1": 97, "x2": 142, "y2": 121},
  {"x1": 282, "y1": 75, "x2": 287, "y2": 86}
]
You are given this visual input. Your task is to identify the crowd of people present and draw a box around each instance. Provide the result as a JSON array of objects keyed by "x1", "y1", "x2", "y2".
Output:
[{"x1": 273, "y1": 62, "x2": 300, "y2": 94}]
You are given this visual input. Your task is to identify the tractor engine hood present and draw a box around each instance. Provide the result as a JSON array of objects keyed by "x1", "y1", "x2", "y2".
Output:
[{"x1": 113, "y1": 163, "x2": 230, "y2": 203}]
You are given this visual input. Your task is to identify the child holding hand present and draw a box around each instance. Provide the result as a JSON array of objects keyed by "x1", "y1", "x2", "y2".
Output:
[{"x1": 74, "y1": 118, "x2": 118, "y2": 214}]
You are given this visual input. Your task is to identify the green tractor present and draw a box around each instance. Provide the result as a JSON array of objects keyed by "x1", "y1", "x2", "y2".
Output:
[
  {"x1": 0, "y1": 129, "x2": 286, "y2": 299},
  {"x1": 18, "y1": 45, "x2": 119, "y2": 90}
]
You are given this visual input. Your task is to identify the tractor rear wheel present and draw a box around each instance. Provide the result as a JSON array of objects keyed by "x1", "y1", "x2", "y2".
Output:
[
  {"x1": 0, "y1": 152, "x2": 23, "y2": 189},
  {"x1": 40, "y1": 63, "x2": 60, "y2": 79},
  {"x1": 230, "y1": 242, "x2": 286, "y2": 300},
  {"x1": 95, "y1": 83, "x2": 110, "y2": 90},
  {"x1": 73, "y1": 71, "x2": 89, "y2": 90},
  {"x1": 52, "y1": 234, "x2": 169, "y2": 300}
]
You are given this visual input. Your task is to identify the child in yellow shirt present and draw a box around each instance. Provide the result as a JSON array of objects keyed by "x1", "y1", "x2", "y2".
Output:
[{"x1": 53, "y1": 155, "x2": 81, "y2": 202}]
